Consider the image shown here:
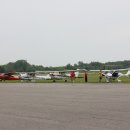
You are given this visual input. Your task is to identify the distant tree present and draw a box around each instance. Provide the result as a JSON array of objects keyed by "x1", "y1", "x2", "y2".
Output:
[
  {"x1": 0, "y1": 66, "x2": 5, "y2": 73},
  {"x1": 89, "y1": 62, "x2": 103, "y2": 70},
  {"x1": 5, "y1": 62, "x2": 15, "y2": 72},
  {"x1": 77, "y1": 61, "x2": 86, "y2": 69},
  {"x1": 14, "y1": 60, "x2": 31, "y2": 72},
  {"x1": 65, "y1": 64, "x2": 74, "y2": 70},
  {"x1": 0, "y1": 60, "x2": 130, "y2": 73}
]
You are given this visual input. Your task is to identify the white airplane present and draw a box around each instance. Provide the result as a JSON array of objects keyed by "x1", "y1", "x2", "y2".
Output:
[
  {"x1": 103, "y1": 69, "x2": 130, "y2": 82},
  {"x1": 89, "y1": 68, "x2": 130, "y2": 82},
  {"x1": 19, "y1": 72, "x2": 35, "y2": 81},
  {"x1": 35, "y1": 74, "x2": 51, "y2": 80}
]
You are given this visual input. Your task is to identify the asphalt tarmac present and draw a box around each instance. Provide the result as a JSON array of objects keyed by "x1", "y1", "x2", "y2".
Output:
[{"x1": 0, "y1": 83, "x2": 130, "y2": 130}]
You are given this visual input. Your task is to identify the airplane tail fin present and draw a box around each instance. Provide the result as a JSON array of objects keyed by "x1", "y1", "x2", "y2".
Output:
[
  {"x1": 125, "y1": 70, "x2": 130, "y2": 77},
  {"x1": 75, "y1": 72, "x2": 79, "y2": 77}
]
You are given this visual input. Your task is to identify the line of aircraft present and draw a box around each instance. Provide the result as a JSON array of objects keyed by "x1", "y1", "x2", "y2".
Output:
[
  {"x1": 0, "y1": 68, "x2": 130, "y2": 82},
  {"x1": 0, "y1": 70, "x2": 80, "y2": 82},
  {"x1": 20, "y1": 70, "x2": 80, "y2": 82}
]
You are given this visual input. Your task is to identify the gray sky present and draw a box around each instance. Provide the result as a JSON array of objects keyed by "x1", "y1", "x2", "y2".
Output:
[{"x1": 0, "y1": 0, "x2": 130, "y2": 66}]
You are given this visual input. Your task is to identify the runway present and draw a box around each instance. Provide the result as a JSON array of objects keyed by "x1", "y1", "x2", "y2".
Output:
[{"x1": 0, "y1": 83, "x2": 130, "y2": 130}]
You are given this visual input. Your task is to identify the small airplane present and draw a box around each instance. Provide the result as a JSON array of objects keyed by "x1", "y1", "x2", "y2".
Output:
[
  {"x1": 88, "y1": 68, "x2": 130, "y2": 82},
  {"x1": 0, "y1": 72, "x2": 21, "y2": 81},
  {"x1": 102, "y1": 69, "x2": 130, "y2": 82},
  {"x1": 35, "y1": 74, "x2": 51, "y2": 80},
  {"x1": 19, "y1": 72, "x2": 38, "y2": 81}
]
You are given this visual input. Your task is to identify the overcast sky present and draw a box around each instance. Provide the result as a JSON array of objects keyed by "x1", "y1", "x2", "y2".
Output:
[{"x1": 0, "y1": 0, "x2": 130, "y2": 66}]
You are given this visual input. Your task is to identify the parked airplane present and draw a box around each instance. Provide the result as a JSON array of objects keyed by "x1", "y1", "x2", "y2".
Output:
[
  {"x1": 0, "y1": 72, "x2": 21, "y2": 81},
  {"x1": 89, "y1": 68, "x2": 130, "y2": 82},
  {"x1": 102, "y1": 69, "x2": 130, "y2": 82},
  {"x1": 19, "y1": 72, "x2": 37, "y2": 81}
]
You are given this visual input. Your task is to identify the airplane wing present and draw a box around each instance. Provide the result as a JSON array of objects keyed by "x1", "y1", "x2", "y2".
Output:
[
  {"x1": 35, "y1": 69, "x2": 81, "y2": 74},
  {"x1": 5, "y1": 72, "x2": 16, "y2": 76},
  {"x1": 35, "y1": 69, "x2": 82, "y2": 78},
  {"x1": 88, "y1": 68, "x2": 130, "y2": 72}
]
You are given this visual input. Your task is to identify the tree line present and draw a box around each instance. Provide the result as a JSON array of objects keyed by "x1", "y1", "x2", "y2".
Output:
[{"x1": 0, "y1": 60, "x2": 130, "y2": 73}]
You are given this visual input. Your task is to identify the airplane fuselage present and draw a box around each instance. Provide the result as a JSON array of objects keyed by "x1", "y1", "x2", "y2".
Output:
[{"x1": 0, "y1": 74, "x2": 20, "y2": 80}]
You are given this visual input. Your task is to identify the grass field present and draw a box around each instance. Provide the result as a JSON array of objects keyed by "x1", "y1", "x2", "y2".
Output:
[
  {"x1": 75, "y1": 72, "x2": 130, "y2": 83},
  {"x1": 0, "y1": 72, "x2": 130, "y2": 83}
]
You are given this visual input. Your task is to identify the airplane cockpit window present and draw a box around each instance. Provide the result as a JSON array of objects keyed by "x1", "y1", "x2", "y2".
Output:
[{"x1": 112, "y1": 72, "x2": 118, "y2": 77}]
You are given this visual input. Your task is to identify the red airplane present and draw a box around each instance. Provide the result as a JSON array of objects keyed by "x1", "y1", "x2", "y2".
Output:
[{"x1": 0, "y1": 72, "x2": 21, "y2": 81}]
